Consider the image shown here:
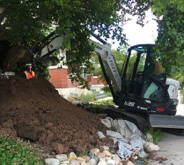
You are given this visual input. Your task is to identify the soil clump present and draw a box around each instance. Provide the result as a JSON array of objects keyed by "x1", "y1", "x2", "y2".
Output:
[{"x1": 0, "y1": 76, "x2": 107, "y2": 154}]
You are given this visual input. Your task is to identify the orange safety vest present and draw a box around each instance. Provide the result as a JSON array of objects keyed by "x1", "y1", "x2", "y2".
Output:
[
  {"x1": 23, "y1": 71, "x2": 35, "y2": 79},
  {"x1": 152, "y1": 61, "x2": 163, "y2": 73}
]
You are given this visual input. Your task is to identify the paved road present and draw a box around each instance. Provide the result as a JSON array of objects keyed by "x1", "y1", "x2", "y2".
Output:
[{"x1": 148, "y1": 104, "x2": 184, "y2": 165}]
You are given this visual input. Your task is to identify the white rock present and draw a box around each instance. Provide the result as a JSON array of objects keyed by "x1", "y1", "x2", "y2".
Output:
[
  {"x1": 126, "y1": 161, "x2": 134, "y2": 165},
  {"x1": 82, "y1": 101, "x2": 89, "y2": 105},
  {"x1": 68, "y1": 152, "x2": 77, "y2": 161},
  {"x1": 90, "y1": 156, "x2": 99, "y2": 163},
  {"x1": 60, "y1": 161, "x2": 70, "y2": 165},
  {"x1": 76, "y1": 157, "x2": 85, "y2": 163},
  {"x1": 71, "y1": 100, "x2": 81, "y2": 106},
  {"x1": 56, "y1": 154, "x2": 67, "y2": 161},
  {"x1": 146, "y1": 133, "x2": 153, "y2": 142},
  {"x1": 130, "y1": 156, "x2": 138, "y2": 162},
  {"x1": 130, "y1": 152, "x2": 135, "y2": 157},
  {"x1": 125, "y1": 157, "x2": 129, "y2": 161},
  {"x1": 107, "y1": 159, "x2": 115, "y2": 165},
  {"x1": 81, "y1": 162, "x2": 88, "y2": 165},
  {"x1": 82, "y1": 155, "x2": 90, "y2": 162},
  {"x1": 111, "y1": 154, "x2": 121, "y2": 161},
  {"x1": 116, "y1": 163, "x2": 123, "y2": 165},
  {"x1": 97, "y1": 159, "x2": 107, "y2": 165},
  {"x1": 144, "y1": 142, "x2": 160, "y2": 153},
  {"x1": 111, "y1": 157, "x2": 120, "y2": 164},
  {"x1": 45, "y1": 158, "x2": 60, "y2": 165},
  {"x1": 70, "y1": 160, "x2": 80, "y2": 165},
  {"x1": 103, "y1": 150, "x2": 112, "y2": 157},
  {"x1": 88, "y1": 159, "x2": 97, "y2": 165},
  {"x1": 134, "y1": 150, "x2": 140, "y2": 155},
  {"x1": 100, "y1": 146, "x2": 109, "y2": 151},
  {"x1": 91, "y1": 148, "x2": 100, "y2": 156},
  {"x1": 100, "y1": 157, "x2": 111, "y2": 162},
  {"x1": 97, "y1": 153, "x2": 106, "y2": 159},
  {"x1": 138, "y1": 151, "x2": 148, "y2": 159}
]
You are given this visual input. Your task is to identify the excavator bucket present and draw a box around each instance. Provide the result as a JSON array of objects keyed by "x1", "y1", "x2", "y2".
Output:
[
  {"x1": 149, "y1": 114, "x2": 184, "y2": 129},
  {"x1": 3, "y1": 45, "x2": 32, "y2": 72}
]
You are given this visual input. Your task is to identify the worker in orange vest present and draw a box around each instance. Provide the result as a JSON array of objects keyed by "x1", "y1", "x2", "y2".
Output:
[
  {"x1": 134, "y1": 59, "x2": 163, "y2": 96},
  {"x1": 148, "y1": 59, "x2": 163, "y2": 74},
  {"x1": 23, "y1": 63, "x2": 35, "y2": 79},
  {"x1": 143, "y1": 59, "x2": 164, "y2": 99}
]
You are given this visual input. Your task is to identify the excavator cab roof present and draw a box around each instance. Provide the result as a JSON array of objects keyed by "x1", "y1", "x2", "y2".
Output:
[{"x1": 128, "y1": 44, "x2": 155, "y2": 53}]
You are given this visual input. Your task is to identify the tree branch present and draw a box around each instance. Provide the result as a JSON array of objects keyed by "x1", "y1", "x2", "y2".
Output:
[
  {"x1": 0, "y1": 7, "x2": 8, "y2": 24},
  {"x1": 26, "y1": 0, "x2": 49, "y2": 3},
  {"x1": 0, "y1": 6, "x2": 61, "y2": 30}
]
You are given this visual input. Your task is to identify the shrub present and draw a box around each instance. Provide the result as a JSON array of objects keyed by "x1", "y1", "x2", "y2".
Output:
[
  {"x1": 101, "y1": 86, "x2": 112, "y2": 97},
  {"x1": 146, "y1": 127, "x2": 163, "y2": 144},
  {"x1": 0, "y1": 135, "x2": 44, "y2": 165},
  {"x1": 77, "y1": 93, "x2": 96, "y2": 102}
]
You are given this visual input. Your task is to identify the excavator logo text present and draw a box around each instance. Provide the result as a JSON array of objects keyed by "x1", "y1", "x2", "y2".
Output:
[{"x1": 124, "y1": 101, "x2": 135, "y2": 107}]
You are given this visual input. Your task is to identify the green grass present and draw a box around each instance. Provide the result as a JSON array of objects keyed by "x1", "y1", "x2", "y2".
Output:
[
  {"x1": 0, "y1": 135, "x2": 44, "y2": 165},
  {"x1": 145, "y1": 127, "x2": 163, "y2": 144}
]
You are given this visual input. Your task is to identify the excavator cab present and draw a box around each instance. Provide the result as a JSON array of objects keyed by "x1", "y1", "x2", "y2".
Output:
[
  {"x1": 116, "y1": 44, "x2": 179, "y2": 116},
  {"x1": 124, "y1": 44, "x2": 165, "y2": 99}
]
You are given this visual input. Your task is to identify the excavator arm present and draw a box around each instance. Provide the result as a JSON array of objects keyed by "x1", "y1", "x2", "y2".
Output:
[
  {"x1": 89, "y1": 39, "x2": 121, "y2": 92},
  {"x1": 34, "y1": 33, "x2": 122, "y2": 92},
  {"x1": 31, "y1": 32, "x2": 64, "y2": 59}
]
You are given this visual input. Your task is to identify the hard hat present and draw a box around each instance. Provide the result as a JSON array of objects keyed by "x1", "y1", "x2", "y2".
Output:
[{"x1": 25, "y1": 63, "x2": 32, "y2": 66}]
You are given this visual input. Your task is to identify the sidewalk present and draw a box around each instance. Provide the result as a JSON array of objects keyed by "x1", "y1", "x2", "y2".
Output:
[
  {"x1": 148, "y1": 132, "x2": 184, "y2": 165},
  {"x1": 176, "y1": 104, "x2": 184, "y2": 116}
]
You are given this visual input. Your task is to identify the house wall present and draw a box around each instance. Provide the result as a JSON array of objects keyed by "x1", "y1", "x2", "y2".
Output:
[
  {"x1": 87, "y1": 75, "x2": 104, "y2": 85},
  {"x1": 49, "y1": 68, "x2": 105, "y2": 99},
  {"x1": 49, "y1": 68, "x2": 68, "y2": 88},
  {"x1": 49, "y1": 68, "x2": 105, "y2": 88}
]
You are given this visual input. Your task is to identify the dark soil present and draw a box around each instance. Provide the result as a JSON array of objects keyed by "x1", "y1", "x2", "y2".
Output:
[{"x1": 0, "y1": 76, "x2": 107, "y2": 154}]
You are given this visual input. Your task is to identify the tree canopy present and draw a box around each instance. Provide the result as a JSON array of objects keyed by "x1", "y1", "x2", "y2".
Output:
[
  {"x1": 0, "y1": 0, "x2": 150, "y2": 86},
  {"x1": 151, "y1": 0, "x2": 184, "y2": 75},
  {"x1": 1, "y1": 0, "x2": 184, "y2": 86}
]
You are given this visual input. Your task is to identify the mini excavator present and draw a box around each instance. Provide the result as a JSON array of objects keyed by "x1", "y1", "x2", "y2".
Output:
[{"x1": 0, "y1": 32, "x2": 183, "y2": 130}]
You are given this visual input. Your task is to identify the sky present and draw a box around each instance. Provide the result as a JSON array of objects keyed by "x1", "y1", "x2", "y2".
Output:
[{"x1": 111, "y1": 9, "x2": 158, "y2": 50}]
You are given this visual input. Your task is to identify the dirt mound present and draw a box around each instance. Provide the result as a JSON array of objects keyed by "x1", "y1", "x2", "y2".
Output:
[{"x1": 0, "y1": 76, "x2": 107, "y2": 154}]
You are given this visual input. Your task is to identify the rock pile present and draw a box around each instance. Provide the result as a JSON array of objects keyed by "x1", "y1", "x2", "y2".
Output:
[{"x1": 45, "y1": 146, "x2": 148, "y2": 165}]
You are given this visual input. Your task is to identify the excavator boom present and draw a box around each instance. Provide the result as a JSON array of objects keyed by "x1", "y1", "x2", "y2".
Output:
[
  {"x1": 1, "y1": 33, "x2": 121, "y2": 93},
  {"x1": 89, "y1": 39, "x2": 121, "y2": 92}
]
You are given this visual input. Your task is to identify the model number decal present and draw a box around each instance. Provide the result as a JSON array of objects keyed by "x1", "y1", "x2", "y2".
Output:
[
  {"x1": 124, "y1": 101, "x2": 135, "y2": 107},
  {"x1": 137, "y1": 106, "x2": 147, "y2": 110}
]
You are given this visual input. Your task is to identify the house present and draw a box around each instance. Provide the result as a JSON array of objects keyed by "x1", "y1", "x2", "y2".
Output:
[{"x1": 48, "y1": 50, "x2": 105, "y2": 99}]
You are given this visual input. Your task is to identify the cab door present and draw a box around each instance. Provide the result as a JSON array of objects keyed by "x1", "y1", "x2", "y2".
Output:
[{"x1": 121, "y1": 46, "x2": 147, "y2": 98}]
